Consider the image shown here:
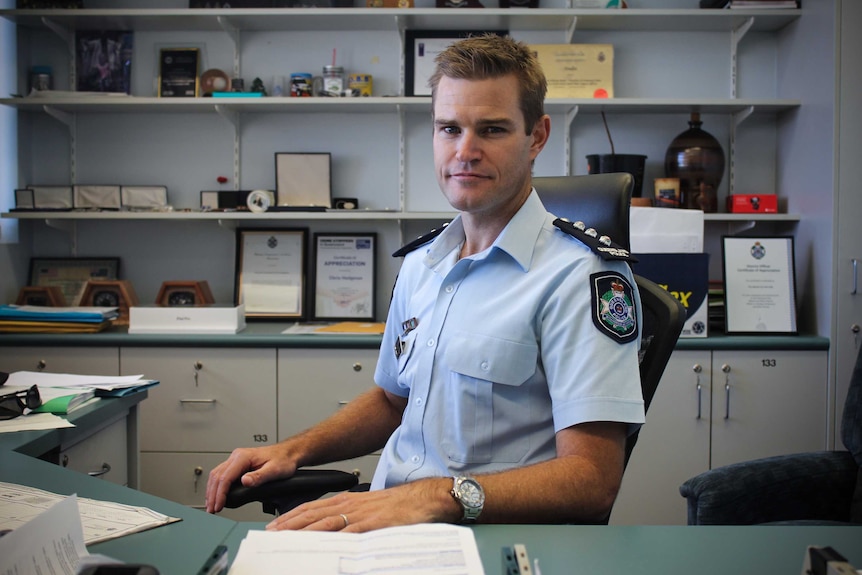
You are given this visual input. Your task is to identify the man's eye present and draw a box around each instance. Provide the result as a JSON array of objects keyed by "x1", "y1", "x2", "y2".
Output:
[
  {"x1": 484, "y1": 126, "x2": 506, "y2": 135},
  {"x1": 442, "y1": 126, "x2": 460, "y2": 135}
]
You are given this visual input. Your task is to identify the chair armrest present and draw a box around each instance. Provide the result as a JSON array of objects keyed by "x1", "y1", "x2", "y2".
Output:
[
  {"x1": 224, "y1": 469, "x2": 359, "y2": 515},
  {"x1": 679, "y1": 451, "x2": 858, "y2": 525}
]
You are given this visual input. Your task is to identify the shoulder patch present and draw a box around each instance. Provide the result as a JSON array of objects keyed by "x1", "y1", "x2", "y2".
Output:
[
  {"x1": 590, "y1": 272, "x2": 639, "y2": 344},
  {"x1": 392, "y1": 224, "x2": 448, "y2": 257},
  {"x1": 553, "y1": 218, "x2": 637, "y2": 262}
]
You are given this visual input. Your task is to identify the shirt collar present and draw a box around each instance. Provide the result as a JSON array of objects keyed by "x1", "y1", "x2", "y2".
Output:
[{"x1": 424, "y1": 189, "x2": 547, "y2": 272}]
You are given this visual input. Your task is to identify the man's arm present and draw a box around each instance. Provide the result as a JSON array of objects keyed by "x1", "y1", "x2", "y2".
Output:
[
  {"x1": 265, "y1": 420, "x2": 627, "y2": 531},
  {"x1": 205, "y1": 386, "x2": 407, "y2": 514}
]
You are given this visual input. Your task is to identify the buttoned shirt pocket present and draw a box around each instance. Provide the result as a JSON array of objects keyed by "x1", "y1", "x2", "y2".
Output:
[{"x1": 442, "y1": 332, "x2": 539, "y2": 464}]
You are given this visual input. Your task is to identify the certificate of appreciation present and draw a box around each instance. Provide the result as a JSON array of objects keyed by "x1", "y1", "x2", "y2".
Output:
[
  {"x1": 235, "y1": 229, "x2": 307, "y2": 320},
  {"x1": 722, "y1": 236, "x2": 797, "y2": 334},
  {"x1": 313, "y1": 233, "x2": 376, "y2": 321}
]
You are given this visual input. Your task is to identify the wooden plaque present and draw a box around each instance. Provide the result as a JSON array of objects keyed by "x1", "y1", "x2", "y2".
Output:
[
  {"x1": 15, "y1": 286, "x2": 67, "y2": 307},
  {"x1": 156, "y1": 280, "x2": 215, "y2": 307},
  {"x1": 78, "y1": 280, "x2": 140, "y2": 326}
]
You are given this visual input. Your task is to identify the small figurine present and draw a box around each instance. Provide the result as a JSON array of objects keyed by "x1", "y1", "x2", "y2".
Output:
[{"x1": 250, "y1": 77, "x2": 267, "y2": 96}]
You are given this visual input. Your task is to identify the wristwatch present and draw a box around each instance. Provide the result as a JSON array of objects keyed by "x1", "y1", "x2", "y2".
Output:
[{"x1": 450, "y1": 476, "x2": 485, "y2": 523}]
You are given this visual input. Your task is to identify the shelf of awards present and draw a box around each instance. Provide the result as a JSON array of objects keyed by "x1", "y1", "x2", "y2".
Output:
[
  {"x1": 0, "y1": 8, "x2": 800, "y2": 35},
  {"x1": 1, "y1": 211, "x2": 800, "y2": 224},
  {"x1": 0, "y1": 96, "x2": 800, "y2": 116}
]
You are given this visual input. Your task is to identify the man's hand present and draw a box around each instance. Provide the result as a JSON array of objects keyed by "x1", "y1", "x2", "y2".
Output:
[
  {"x1": 264, "y1": 477, "x2": 461, "y2": 533},
  {"x1": 205, "y1": 444, "x2": 297, "y2": 514}
]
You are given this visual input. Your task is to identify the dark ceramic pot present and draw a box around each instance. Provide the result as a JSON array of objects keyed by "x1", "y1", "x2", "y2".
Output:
[
  {"x1": 664, "y1": 113, "x2": 725, "y2": 212},
  {"x1": 586, "y1": 153, "x2": 647, "y2": 197}
]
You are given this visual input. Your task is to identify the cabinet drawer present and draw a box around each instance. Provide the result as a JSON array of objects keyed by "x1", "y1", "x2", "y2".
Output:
[
  {"x1": 0, "y1": 346, "x2": 120, "y2": 375},
  {"x1": 140, "y1": 451, "x2": 271, "y2": 523},
  {"x1": 60, "y1": 416, "x2": 129, "y2": 486},
  {"x1": 278, "y1": 348, "x2": 378, "y2": 439},
  {"x1": 123, "y1": 347, "x2": 277, "y2": 452}
]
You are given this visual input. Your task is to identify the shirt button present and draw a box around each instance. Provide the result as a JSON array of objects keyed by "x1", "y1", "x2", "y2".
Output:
[
  {"x1": 480, "y1": 361, "x2": 490, "y2": 371},
  {"x1": 427, "y1": 339, "x2": 435, "y2": 347},
  {"x1": 445, "y1": 285, "x2": 454, "y2": 293},
  {"x1": 415, "y1": 397, "x2": 423, "y2": 406},
  {"x1": 411, "y1": 455, "x2": 420, "y2": 463}
]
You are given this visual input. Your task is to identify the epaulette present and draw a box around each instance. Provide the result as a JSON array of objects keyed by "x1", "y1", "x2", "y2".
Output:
[
  {"x1": 553, "y1": 218, "x2": 638, "y2": 262},
  {"x1": 392, "y1": 224, "x2": 448, "y2": 257}
]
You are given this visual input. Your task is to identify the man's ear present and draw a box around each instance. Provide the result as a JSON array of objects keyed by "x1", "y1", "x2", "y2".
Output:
[{"x1": 530, "y1": 115, "x2": 552, "y2": 158}]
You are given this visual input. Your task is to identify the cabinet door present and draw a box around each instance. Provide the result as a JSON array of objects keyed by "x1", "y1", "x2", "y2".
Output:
[
  {"x1": 0, "y1": 346, "x2": 119, "y2": 375},
  {"x1": 122, "y1": 347, "x2": 277, "y2": 453},
  {"x1": 610, "y1": 349, "x2": 712, "y2": 525},
  {"x1": 710, "y1": 349, "x2": 827, "y2": 468},
  {"x1": 60, "y1": 415, "x2": 129, "y2": 486},
  {"x1": 278, "y1": 348, "x2": 380, "y2": 483}
]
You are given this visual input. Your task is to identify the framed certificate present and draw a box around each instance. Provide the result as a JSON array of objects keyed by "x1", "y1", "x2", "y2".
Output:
[
  {"x1": 158, "y1": 47, "x2": 200, "y2": 97},
  {"x1": 312, "y1": 233, "x2": 376, "y2": 321},
  {"x1": 28, "y1": 257, "x2": 120, "y2": 306},
  {"x1": 404, "y1": 30, "x2": 507, "y2": 97},
  {"x1": 722, "y1": 236, "x2": 797, "y2": 335},
  {"x1": 235, "y1": 229, "x2": 307, "y2": 320}
]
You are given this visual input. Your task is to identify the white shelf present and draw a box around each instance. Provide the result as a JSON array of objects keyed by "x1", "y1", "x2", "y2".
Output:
[
  {"x1": 1, "y1": 210, "x2": 800, "y2": 223},
  {"x1": 0, "y1": 96, "x2": 800, "y2": 115},
  {"x1": 0, "y1": 8, "x2": 801, "y2": 34}
]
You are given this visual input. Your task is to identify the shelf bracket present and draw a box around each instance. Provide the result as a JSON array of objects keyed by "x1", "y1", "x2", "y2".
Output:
[
  {"x1": 728, "y1": 105, "x2": 754, "y2": 196},
  {"x1": 566, "y1": 17, "x2": 577, "y2": 44},
  {"x1": 727, "y1": 220, "x2": 757, "y2": 235},
  {"x1": 730, "y1": 17, "x2": 754, "y2": 99},
  {"x1": 41, "y1": 17, "x2": 76, "y2": 94},
  {"x1": 564, "y1": 105, "x2": 579, "y2": 175},
  {"x1": 217, "y1": 17, "x2": 241, "y2": 79},
  {"x1": 214, "y1": 105, "x2": 240, "y2": 188},
  {"x1": 217, "y1": 219, "x2": 237, "y2": 231},
  {"x1": 397, "y1": 103, "x2": 406, "y2": 212},
  {"x1": 44, "y1": 105, "x2": 77, "y2": 183},
  {"x1": 44, "y1": 219, "x2": 78, "y2": 255}
]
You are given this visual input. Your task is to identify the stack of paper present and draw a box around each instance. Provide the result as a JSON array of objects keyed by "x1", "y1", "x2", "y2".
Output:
[
  {"x1": 0, "y1": 305, "x2": 118, "y2": 333},
  {"x1": 3, "y1": 371, "x2": 159, "y2": 415}
]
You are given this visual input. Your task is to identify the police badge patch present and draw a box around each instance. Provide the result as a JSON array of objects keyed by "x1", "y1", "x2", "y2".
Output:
[{"x1": 590, "y1": 272, "x2": 638, "y2": 343}]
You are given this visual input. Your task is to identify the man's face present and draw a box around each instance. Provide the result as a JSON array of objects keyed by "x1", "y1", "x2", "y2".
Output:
[{"x1": 432, "y1": 74, "x2": 548, "y2": 218}]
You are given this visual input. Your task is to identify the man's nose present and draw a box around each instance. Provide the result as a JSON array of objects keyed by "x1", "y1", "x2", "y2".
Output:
[{"x1": 455, "y1": 132, "x2": 481, "y2": 163}]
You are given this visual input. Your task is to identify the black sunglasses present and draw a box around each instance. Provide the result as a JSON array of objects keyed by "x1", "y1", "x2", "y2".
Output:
[{"x1": 0, "y1": 384, "x2": 42, "y2": 421}]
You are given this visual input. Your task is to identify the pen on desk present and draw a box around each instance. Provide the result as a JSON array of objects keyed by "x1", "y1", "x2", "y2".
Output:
[{"x1": 197, "y1": 544, "x2": 228, "y2": 575}]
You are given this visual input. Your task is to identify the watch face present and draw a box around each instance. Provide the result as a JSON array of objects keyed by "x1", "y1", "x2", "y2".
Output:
[
  {"x1": 93, "y1": 290, "x2": 120, "y2": 307},
  {"x1": 168, "y1": 290, "x2": 195, "y2": 306},
  {"x1": 459, "y1": 480, "x2": 484, "y2": 508}
]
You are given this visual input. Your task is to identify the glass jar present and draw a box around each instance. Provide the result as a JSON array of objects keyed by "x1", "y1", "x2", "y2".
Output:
[{"x1": 322, "y1": 65, "x2": 344, "y2": 94}]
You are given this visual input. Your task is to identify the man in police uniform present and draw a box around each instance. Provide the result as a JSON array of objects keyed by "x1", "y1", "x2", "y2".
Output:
[{"x1": 206, "y1": 34, "x2": 643, "y2": 530}]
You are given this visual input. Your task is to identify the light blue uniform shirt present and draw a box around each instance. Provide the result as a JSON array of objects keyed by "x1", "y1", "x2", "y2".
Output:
[{"x1": 371, "y1": 190, "x2": 644, "y2": 490}]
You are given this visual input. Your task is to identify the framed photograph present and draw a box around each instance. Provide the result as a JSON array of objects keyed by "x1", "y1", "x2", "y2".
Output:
[
  {"x1": 312, "y1": 233, "x2": 376, "y2": 321},
  {"x1": 75, "y1": 30, "x2": 133, "y2": 94},
  {"x1": 235, "y1": 228, "x2": 308, "y2": 320},
  {"x1": 28, "y1": 257, "x2": 120, "y2": 306},
  {"x1": 275, "y1": 152, "x2": 331, "y2": 208},
  {"x1": 722, "y1": 236, "x2": 797, "y2": 335},
  {"x1": 404, "y1": 30, "x2": 508, "y2": 97},
  {"x1": 158, "y1": 47, "x2": 200, "y2": 97}
]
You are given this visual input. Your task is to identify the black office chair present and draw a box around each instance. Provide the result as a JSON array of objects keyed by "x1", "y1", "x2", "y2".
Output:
[
  {"x1": 678, "y1": 343, "x2": 862, "y2": 526},
  {"x1": 534, "y1": 173, "x2": 634, "y2": 250},
  {"x1": 226, "y1": 173, "x2": 686, "y2": 519}
]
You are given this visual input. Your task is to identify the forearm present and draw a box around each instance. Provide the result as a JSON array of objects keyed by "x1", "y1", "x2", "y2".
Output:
[{"x1": 283, "y1": 387, "x2": 406, "y2": 469}]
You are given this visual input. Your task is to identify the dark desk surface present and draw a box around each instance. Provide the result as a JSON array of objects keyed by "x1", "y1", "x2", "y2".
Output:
[
  {"x1": 221, "y1": 522, "x2": 862, "y2": 575},
  {"x1": 0, "y1": 392, "x2": 146, "y2": 456},
  {"x1": 0, "y1": 449, "x2": 236, "y2": 575}
]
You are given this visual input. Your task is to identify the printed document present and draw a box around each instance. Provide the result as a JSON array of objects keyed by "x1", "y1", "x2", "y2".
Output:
[{"x1": 228, "y1": 523, "x2": 486, "y2": 575}]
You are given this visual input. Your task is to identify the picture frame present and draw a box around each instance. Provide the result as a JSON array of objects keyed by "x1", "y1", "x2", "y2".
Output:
[
  {"x1": 235, "y1": 228, "x2": 308, "y2": 320},
  {"x1": 404, "y1": 30, "x2": 508, "y2": 97},
  {"x1": 75, "y1": 30, "x2": 133, "y2": 94},
  {"x1": 722, "y1": 236, "x2": 798, "y2": 335},
  {"x1": 274, "y1": 152, "x2": 332, "y2": 208},
  {"x1": 312, "y1": 233, "x2": 377, "y2": 321},
  {"x1": 158, "y1": 47, "x2": 200, "y2": 98},
  {"x1": 28, "y1": 257, "x2": 120, "y2": 306}
]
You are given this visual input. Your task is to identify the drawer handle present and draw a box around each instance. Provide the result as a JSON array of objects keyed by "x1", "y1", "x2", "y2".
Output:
[
  {"x1": 88, "y1": 462, "x2": 111, "y2": 477},
  {"x1": 179, "y1": 398, "x2": 217, "y2": 404}
]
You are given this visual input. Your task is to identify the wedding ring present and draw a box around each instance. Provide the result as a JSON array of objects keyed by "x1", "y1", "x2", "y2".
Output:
[{"x1": 339, "y1": 513, "x2": 350, "y2": 528}]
